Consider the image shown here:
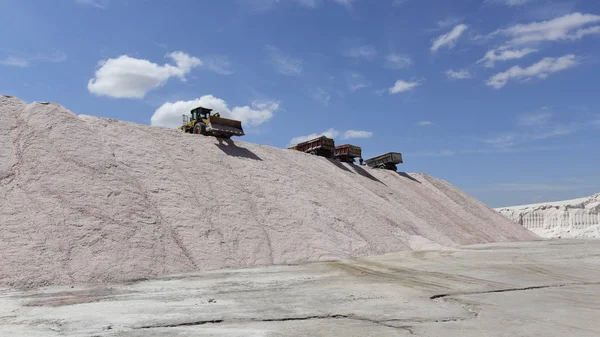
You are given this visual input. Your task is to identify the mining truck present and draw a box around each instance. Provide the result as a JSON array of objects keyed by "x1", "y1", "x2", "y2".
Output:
[
  {"x1": 289, "y1": 136, "x2": 335, "y2": 158},
  {"x1": 334, "y1": 144, "x2": 362, "y2": 163},
  {"x1": 181, "y1": 106, "x2": 244, "y2": 139},
  {"x1": 365, "y1": 152, "x2": 403, "y2": 171}
]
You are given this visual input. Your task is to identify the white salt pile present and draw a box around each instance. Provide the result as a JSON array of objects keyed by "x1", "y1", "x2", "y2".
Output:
[
  {"x1": 0, "y1": 96, "x2": 536, "y2": 288},
  {"x1": 497, "y1": 193, "x2": 600, "y2": 239}
]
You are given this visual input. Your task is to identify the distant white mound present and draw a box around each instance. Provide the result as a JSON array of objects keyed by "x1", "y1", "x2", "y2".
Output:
[
  {"x1": 0, "y1": 95, "x2": 536, "y2": 288},
  {"x1": 497, "y1": 194, "x2": 600, "y2": 239}
]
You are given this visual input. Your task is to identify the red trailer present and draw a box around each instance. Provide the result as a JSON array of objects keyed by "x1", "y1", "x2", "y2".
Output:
[
  {"x1": 291, "y1": 136, "x2": 335, "y2": 158},
  {"x1": 334, "y1": 144, "x2": 362, "y2": 163}
]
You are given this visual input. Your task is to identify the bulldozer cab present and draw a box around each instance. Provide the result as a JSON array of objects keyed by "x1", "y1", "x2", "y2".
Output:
[{"x1": 191, "y1": 107, "x2": 212, "y2": 121}]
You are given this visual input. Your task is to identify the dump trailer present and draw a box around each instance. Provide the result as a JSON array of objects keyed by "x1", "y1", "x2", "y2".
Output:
[
  {"x1": 291, "y1": 136, "x2": 335, "y2": 158},
  {"x1": 365, "y1": 152, "x2": 403, "y2": 171},
  {"x1": 334, "y1": 144, "x2": 362, "y2": 163},
  {"x1": 180, "y1": 106, "x2": 244, "y2": 139}
]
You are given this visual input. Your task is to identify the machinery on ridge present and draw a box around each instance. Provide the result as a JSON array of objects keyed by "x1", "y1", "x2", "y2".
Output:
[{"x1": 181, "y1": 106, "x2": 245, "y2": 139}]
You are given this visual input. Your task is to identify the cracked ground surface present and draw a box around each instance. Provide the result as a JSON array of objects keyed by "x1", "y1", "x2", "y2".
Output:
[{"x1": 2, "y1": 240, "x2": 600, "y2": 336}]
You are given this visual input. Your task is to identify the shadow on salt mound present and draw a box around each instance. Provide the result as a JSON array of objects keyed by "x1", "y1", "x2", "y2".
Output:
[
  {"x1": 327, "y1": 159, "x2": 353, "y2": 173},
  {"x1": 396, "y1": 172, "x2": 421, "y2": 184},
  {"x1": 214, "y1": 139, "x2": 262, "y2": 161},
  {"x1": 353, "y1": 164, "x2": 386, "y2": 185}
]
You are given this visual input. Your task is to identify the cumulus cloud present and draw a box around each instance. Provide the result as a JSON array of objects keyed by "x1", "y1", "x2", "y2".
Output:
[
  {"x1": 389, "y1": 80, "x2": 421, "y2": 94},
  {"x1": 431, "y1": 24, "x2": 469, "y2": 52},
  {"x1": 486, "y1": 54, "x2": 577, "y2": 89},
  {"x1": 151, "y1": 95, "x2": 279, "y2": 128},
  {"x1": 493, "y1": 12, "x2": 600, "y2": 45},
  {"x1": 384, "y1": 53, "x2": 412, "y2": 69},
  {"x1": 265, "y1": 45, "x2": 303, "y2": 76},
  {"x1": 289, "y1": 128, "x2": 372, "y2": 145},
  {"x1": 344, "y1": 45, "x2": 377, "y2": 60},
  {"x1": 88, "y1": 52, "x2": 202, "y2": 99},
  {"x1": 478, "y1": 47, "x2": 538, "y2": 68},
  {"x1": 343, "y1": 130, "x2": 373, "y2": 139},
  {"x1": 446, "y1": 69, "x2": 473, "y2": 80},
  {"x1": 289, "y1": 128, "x2": 340, "y2": 145}
]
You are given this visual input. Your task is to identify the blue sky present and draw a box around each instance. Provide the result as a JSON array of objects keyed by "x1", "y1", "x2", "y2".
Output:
[{"x1": 1, "y1": 0, "x2": 599, "y2": 207}]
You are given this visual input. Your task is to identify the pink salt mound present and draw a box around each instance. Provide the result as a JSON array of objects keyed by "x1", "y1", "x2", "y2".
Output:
[{"x1": 0, "y1": 96, "x2": 537, "y2": 288}]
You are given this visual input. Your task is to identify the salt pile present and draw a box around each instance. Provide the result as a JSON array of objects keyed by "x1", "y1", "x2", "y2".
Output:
[
  {"x1": 497, "y1": 193, "x2": 600, "y2": 238},
  {"x1": 0, "y1": 96, "x2": 536, "y2": 288}
]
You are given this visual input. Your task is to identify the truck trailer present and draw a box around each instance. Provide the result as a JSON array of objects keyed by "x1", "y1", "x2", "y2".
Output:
[
  {"x1": 334, "y1": 144, "x2": 362, "y2": 163},
  {"x1": 365, "y1": 152, "x2": 403, "y2": 171},
  {"x1": 290, "y1": 136, "x2": 335, "y2": 158}
]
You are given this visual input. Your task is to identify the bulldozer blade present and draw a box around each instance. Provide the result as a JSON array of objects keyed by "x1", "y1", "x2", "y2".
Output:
[{"x1": 206, "y1": 116, "x2": 245, "y2": 137}]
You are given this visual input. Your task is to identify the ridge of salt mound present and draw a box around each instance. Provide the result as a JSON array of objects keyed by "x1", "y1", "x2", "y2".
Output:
[{"x1": 0, "y1": 96, "x2": 537, "y2": 288}]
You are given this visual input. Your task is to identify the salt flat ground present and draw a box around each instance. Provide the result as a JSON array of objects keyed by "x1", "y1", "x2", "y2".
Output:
[{"x1": 2, "y1": 240, "x2": 600, "y2": 337}]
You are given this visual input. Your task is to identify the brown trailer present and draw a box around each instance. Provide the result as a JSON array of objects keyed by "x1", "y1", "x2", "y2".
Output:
[
  {"x1": 334, "y1": 144, "x2": 362, "y2": 163},
  {"x1": 291, "y1": 136, "x2": 335, "y2": 158}
]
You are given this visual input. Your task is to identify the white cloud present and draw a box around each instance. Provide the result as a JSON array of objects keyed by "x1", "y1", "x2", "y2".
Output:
[
  {"x1": 482, "y1": 134, "x2": 518, "y2": 147},
  {"x1": 486, "y1": 54, "x2": 577, "y2": 89},
  {"x1": 294, "y1": 0, "x2": 321, "y2": 7},
  {"x1": 389, "y1": 80, "x2": 421, "y2": 94},
  {"x1": 478, "y1": 111, "x2": 583, "y2": 150},
  {"x1": 265, "y1": 45, "x2": 303, "y2": 76},
  {"x1": 289, "y1": 128, "x2": 340, "y2": 145},
  {"x1": 246, "y1": 0, "x2": 355, "y2": 10},
  {"x1": 436, "y1": 17, "x2": 463, "y2": 29},
  {"x1": 75, "y1": 0, "x2": 107, "y2": 9},
  {"x1": 344, "y1": 45, "x2": 377, "y2": 60},
  {"x1": 0, "y1": 57, "x2": 29, "y2": 67},
  {"x1": 289, "y1": 128, "x2": 370, "y2": 145},
  {"x1": 151, "y1": 95, "x2": 279, "y2": 128},
  {"x1": 487, "y1": 0, "x2": 538, "y2": 6},
  {"x1": 518, "y1": 112, "x2": 552, "y2": 126},
  {"x1": 87, "y1": 52, "x2": 202, "y2": 99},
  {"x1": 417, "y1": 121, "x2": 433, "y2": 126},
  {"x1": 384, "y1": 53, "x2": 412, "y2": 69},
  {"x1": 446, "y1": 69, "x2": 473, "y2": 80},
  {"x1": 0, "y1": 50, "x2": 67, "y2": 68},
  {"x1": 431, "y1": 24, "x2": 469, "y2": 52},
  {"x1": 346, "y1": 72, "x2": 372, "y2": 92},
  {"x1": 310, "y1": 88, "x2": 331, "y2": 106},
  {"x1": 478, "y1": 47, "x2": 538, "y2": 68},
  {"x1": 332, "y1": 0, "x2": 355, "y2": 7},
  {"x1": 494, "y1": 12, "x2": 600, "y2": 45},
  {"x1": 203, "y1": 56, "x2": 234, "y2": 75},
  {"x1": 343, "y1": 130, "x2": 373, "y2": 139}
]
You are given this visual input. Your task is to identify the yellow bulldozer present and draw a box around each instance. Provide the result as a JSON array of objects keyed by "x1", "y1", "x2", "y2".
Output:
[{"x1": 180, "y1": 106, "x2": 245, "y2": 139}]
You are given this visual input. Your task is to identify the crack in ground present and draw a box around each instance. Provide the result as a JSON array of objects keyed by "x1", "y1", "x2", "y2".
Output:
[
  {"x1": 430, "y1": 281, "x2": 600, "y2": 300},
  {"x1": 136, "y1": 314, "x2": 415, "y2": 333},
  {"x1": 132, "y1": 282, "x2": 600, "y2": 334}
]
